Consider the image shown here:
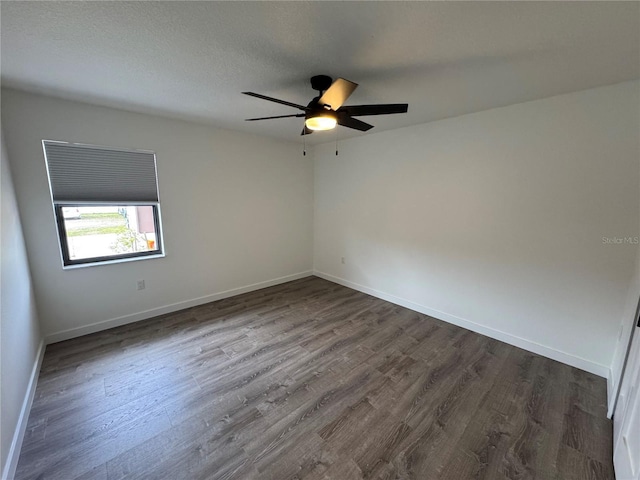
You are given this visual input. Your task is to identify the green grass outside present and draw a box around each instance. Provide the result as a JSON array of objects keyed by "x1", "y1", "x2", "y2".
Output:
[{"x1": 67, "y1": 225, "x2": 128, "y2": 237}]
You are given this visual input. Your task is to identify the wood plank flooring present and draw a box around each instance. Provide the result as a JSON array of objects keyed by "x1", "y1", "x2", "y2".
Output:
[{"x1": 15, "y1": 276, "x2": 614, "y2": 480}]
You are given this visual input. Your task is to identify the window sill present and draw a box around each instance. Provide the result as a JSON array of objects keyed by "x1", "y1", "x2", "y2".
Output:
[{"x1": 62, "y1": 252, "x2": 166, "y2": 270}]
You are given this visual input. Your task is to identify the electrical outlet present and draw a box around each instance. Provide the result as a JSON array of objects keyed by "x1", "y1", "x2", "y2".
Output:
[
  {"x1": 137, "y1": 279, "x2": 145, "y2": 291},
  {"x1": 341, "y1": 257, "x2": 345, "y2": 264}
]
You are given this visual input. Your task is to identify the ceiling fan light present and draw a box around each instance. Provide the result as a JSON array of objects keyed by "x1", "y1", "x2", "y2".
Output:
[{"x1": 305, "y1": 115, "x2": 337, "y2": 131}]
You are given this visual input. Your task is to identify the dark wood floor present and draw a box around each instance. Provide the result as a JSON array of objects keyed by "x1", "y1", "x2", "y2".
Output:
[{"x1": 15, "y1": 276, "x2": 613, "y2": 480}]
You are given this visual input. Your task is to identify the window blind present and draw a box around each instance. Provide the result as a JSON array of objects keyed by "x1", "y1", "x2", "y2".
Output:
[{"x1": 43, "y1": 141, "x2": 159, "y2": 203}]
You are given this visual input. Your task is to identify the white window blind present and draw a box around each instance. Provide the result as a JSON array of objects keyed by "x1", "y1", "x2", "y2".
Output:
[{"x1": 43, "y1": 141, "x2": 159, "y2": 203}]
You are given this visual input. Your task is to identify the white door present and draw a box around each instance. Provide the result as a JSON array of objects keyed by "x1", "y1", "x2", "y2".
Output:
[{"x1": 614, "y1": 319, "x2": 640, "y2": 480}]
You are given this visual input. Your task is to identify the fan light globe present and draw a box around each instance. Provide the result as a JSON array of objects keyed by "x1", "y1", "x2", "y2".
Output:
[{"x1": 305, "y1": 115, "x2": 337, "y2": 131}]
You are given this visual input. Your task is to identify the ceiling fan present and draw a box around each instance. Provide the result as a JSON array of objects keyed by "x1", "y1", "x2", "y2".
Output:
[{"x1": 243, "y1": 75, "x2": 408, "y2": 135}]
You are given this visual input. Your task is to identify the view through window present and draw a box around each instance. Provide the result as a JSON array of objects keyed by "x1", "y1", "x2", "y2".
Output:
[{"x1": 61, "y1": 205, "x2": 160, "y2": 262}]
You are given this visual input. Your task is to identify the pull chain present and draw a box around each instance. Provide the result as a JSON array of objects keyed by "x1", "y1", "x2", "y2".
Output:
[
  {"x1": 335, "y1": 126, "x2": 339, "y2": 156},
  {"x1": 303, "y1": 130, "x2": 306, "y2": 156}
]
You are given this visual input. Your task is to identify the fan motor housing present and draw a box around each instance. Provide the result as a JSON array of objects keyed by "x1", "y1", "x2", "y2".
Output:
[{"x1": 310, "y1": 75, "x2": 333, "y2": 93}]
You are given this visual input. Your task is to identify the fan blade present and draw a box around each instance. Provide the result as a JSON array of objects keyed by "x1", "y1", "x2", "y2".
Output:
[
  {"x1": 337, "y1": 114, "x2": 373, "y2": 132},
  {"x1": 246, "y1": 114, "x2": 305, "y2": 121},
  {"x1": 301, "y1": 125, "x2": 314, "y2": 136},
  {"x1": 318, "y1": 78, "x2": 358, "y2": 111},
  {"x1": 338, "y1": 104, "x2": 408, "y2": 117},
  {"x1": 242, "y1": 92, "x2": 306, "y2": 110}
]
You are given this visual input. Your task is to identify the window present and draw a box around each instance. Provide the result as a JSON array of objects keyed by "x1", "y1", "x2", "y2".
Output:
[{"x1": 43, "y1": 141, "x2": 164, "y2": 267}]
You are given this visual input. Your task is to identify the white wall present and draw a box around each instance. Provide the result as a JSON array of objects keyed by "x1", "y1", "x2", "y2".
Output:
[
  {"x1": 1, "y1": 89, "x2": 314, "y2": 341},
  {"x1": 314, "y1": 81, "x2": 640, "y2": 377},
  {"x1": 1, "y1": 131, "x2": 43, "y2": 479}
]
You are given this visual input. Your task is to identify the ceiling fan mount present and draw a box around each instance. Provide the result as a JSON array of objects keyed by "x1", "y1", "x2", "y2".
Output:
[
  {"x1": 309, "y1": 75, "x2": 333, "y2": 94},
  {"x1": 243, "y1": 75, "x2": 408, "y2": 135}
]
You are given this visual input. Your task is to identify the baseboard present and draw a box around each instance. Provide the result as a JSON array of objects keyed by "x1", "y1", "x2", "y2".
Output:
[
  {"x1": 607, "y1": 368, "x2": 615, "y2": 418},
  {"x1": 313, "y1": 270, "x2": 610, "y2": 379},
  {"x1": 45, "y1": 271, "x2": 313, "y2": 344},
  {"x1": 2, "y1": 339, "x2": 45, "y2": 480}
]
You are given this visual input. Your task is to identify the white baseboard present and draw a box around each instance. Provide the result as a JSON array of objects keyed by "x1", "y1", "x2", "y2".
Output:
[
  {"x1": 2, "y1": 339, "x2": 45, "y2": 480},
  {"x1": 45, "y1": 271, "x2": 313, "y2": 344},
  {"x1": 607, "y1": 368, "x2": 615, "y2": 418},
  {"x1": 313, "y1": 270, "x2": 610, "y2": 379}
]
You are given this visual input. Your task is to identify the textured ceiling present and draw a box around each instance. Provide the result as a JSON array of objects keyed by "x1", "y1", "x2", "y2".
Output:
[{"x1": 1, "y1": 1, "x2": 639, "y2": 144}]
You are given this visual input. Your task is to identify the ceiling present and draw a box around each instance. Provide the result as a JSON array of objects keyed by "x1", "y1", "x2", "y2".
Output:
[{"x1": 2, "y1": 1, "x2": 639, "y2": 144}]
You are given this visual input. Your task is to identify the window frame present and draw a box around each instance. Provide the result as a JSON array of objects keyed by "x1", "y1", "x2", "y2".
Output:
[
  {"x1": 54, "y1": 203, "x2": 165, "y2": 268},
  {"x1": 42, "y1": 138, "x2": 166, "y2": 269}
]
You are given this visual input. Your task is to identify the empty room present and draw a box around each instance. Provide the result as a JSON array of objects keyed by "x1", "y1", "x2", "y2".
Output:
[{"x1": 1, "y1": 2, "x2": 639, "y2": 479}]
